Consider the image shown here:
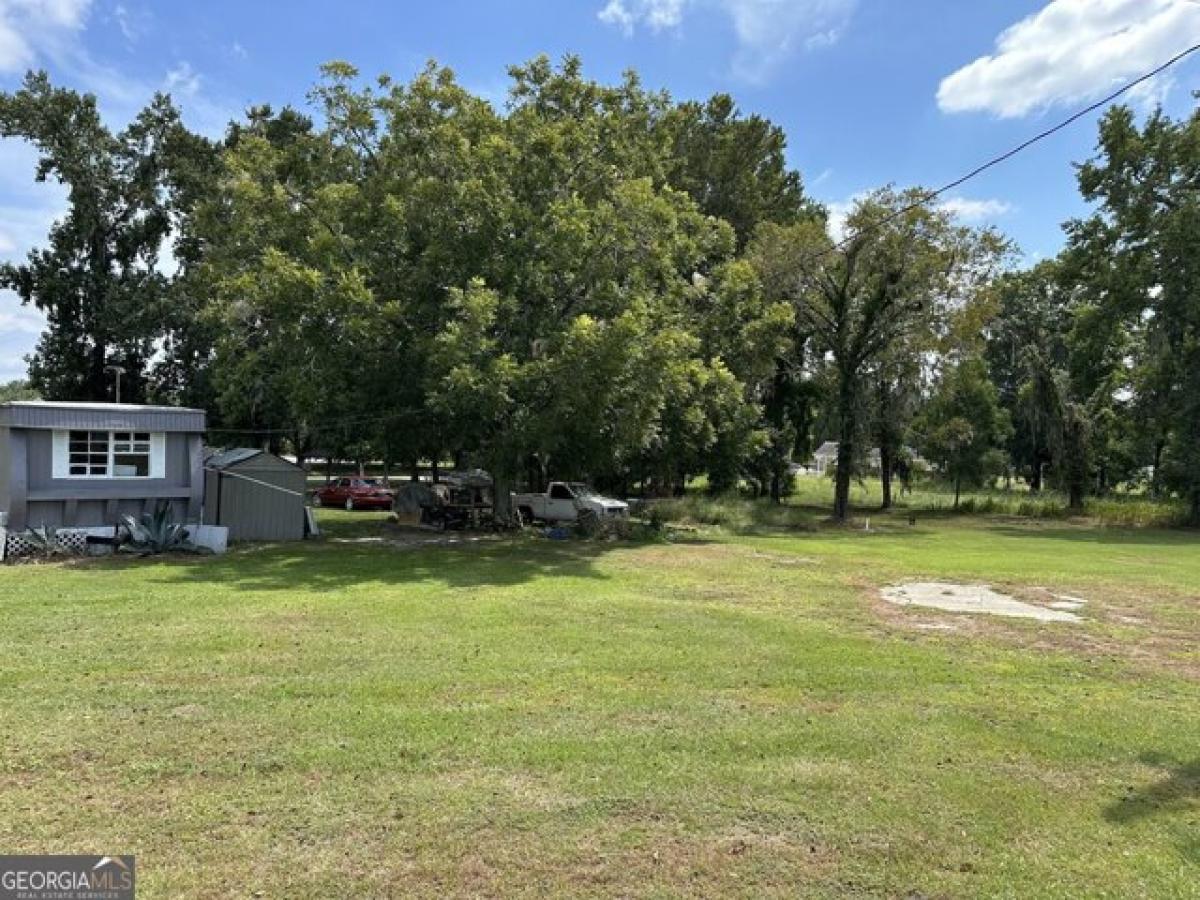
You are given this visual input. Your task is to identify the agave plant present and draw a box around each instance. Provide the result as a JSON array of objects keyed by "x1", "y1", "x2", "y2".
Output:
[
  {"x1": 22, "y1": 525, "x2": 76, "y2": 558},
  {"x1": 119, "y1": 503, "x2": 207, "y2": 556}
]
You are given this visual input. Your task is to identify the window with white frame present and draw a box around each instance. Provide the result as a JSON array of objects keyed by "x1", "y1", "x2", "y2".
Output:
[
  {"x1": 53, "y1": 430, "x2": 165, "y2": 479},
  {"x1": 67, "y1": 430, "x2": 112, "y2": 476}
]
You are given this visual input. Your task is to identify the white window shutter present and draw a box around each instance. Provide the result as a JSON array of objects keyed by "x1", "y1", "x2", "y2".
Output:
[
  {"x1": 150, "y1": 433, "x2": 166, "y2": 479},
  {"x1": 52, "y1": 430, "x2": 69, "y2": 479}
]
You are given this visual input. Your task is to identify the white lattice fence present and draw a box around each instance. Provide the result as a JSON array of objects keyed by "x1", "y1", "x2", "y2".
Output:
[{"x1": 2, "y1": 527, "x2": 111, "y2": 560}]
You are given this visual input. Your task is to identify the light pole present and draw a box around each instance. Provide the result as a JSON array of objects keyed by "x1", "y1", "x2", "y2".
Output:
[{"x1": 104, "y1": 365, "x2": 126, "y2": 404}]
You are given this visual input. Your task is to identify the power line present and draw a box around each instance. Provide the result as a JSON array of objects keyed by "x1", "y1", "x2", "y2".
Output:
[
  {"x1": 814, "y1": 41, "x2": 1200, "y2": 262},
  {"x1": 205, "y1": 408, "x2": 414, "y2": 438}
]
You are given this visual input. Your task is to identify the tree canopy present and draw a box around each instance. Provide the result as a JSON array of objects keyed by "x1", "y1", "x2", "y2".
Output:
[{"x1": 3, "y1": 60, "x2": 1198, "y2": 523}]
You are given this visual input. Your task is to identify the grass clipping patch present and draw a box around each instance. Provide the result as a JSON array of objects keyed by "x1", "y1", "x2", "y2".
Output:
[{"x1": 882, "y1": 582, "x2": 1083, "y2": 623}]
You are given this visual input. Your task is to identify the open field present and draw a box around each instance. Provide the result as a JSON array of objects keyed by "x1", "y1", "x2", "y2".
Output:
[{"x1": 1, "y1": 504, "x2": 1198, "y2": 897}]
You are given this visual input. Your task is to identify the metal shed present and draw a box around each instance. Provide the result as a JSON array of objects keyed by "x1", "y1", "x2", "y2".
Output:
[{"x1": 203, "y1": 448, "x2": 308, "y2": 542}]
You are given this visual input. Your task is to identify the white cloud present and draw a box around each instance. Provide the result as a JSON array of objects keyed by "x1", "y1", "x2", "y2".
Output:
[
  {"x1": 0, "y1": 0, "x2": 90, "y2": 73},
  {"x1": 821, "y1": 193, "x2": 1012, "y2": 242},
  {"x1": 0, "y1": 303, "x2": 44, "y2": 335},
  {"x1": 938, "y1": 0, "x2": 1200, "y2": 118},
  {"x1": 823, "y1": 191, "x2": 867, "y2": 242},
  {"x1": 0, "y1": 293, "x2": 45, "y2": 382},
  {"x1": 825, "y1": 200, "x2": 850, "y2": 242},
  {"x1": 164, "y1": 61, "x2": 200, "y2": 98},
  {"x1": 599, "y1": 0, "x2": 856, "y2": 81},
  {"x1": 0, "y1": 17, "x2": 32, "y2": 70},
  {"x1": 937, "y1": 197, "x2": 1014, "y2": 222},
  {"x1": 0, "y1": 141, "x2": 61, "y2": 381},
  {"x1": 1126, "y1": 70, "x2": 1177, "y2": 113},
  {"x1": 111, "y1": 2, "x2": 151, "y2": 44},
  {"x1": 112, "y1": 2, "x2": 132, "y2": 39},
  {"x1": 599, "y1": 0, "x2": 684, "y2": 34},
  {"x1": 0, "y1": 0, "x2": 233, "y2": 137},
  {"x1": 10, "y1": 0, "x2": 88, "y2": 28},
  {"x1": 84, "y1": 58, "x2": 234, "y2": 137},
  {"x1": 0, "y1": 141, "x2": 69, "y2": 250},
  {"x1": 598, "y1": 0, "x2": 636, "y2": 34}
]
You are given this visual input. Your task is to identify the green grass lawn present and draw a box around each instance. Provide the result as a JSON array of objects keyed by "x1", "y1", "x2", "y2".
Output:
[{"x1": 1, "y1": 506, "x2": 1197, "y2": 897}]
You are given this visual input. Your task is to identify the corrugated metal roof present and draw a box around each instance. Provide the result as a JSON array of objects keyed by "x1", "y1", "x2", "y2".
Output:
[
  {"x1": 205, "y1": 447, "x2": 306, "y2": 472},
  {"x1": 0, "y1": 401, "x2": 206, "y2": 432},
  {"x1": 4, "y1": 400, "x2": 201, "y2": 414},
  {"x1": 205, "y1": 447, "x2": 263, "y2": 470}
]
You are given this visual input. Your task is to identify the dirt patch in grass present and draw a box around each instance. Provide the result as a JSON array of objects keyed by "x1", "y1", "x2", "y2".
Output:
[
  {"x1": 746, "y1": 551, "x2": 817, "y2": 567},
  {"x1": 871, "y1": 581, "x2": 1200, "y2": 681},
  {"x1": 610, "y1": 542, "x2": 738, "y2": 569},
  {"x1": 597, "y1": 826, "x2": 839, "y2": 894}
]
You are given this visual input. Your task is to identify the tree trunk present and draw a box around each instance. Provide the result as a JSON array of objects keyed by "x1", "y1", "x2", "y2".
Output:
[
  {"x1": 1190, "y1": 490, "x2": 1200, "y2": 528},
  {"x1": 832, "y1": 373, "x2": 857, "y2": 522},
  {"x1": 431, "y1": 457, "x2": 440, "y2": 484},
  {"x1": 87, "y1": 333, "x2": 108, "y2": 401},
  {"x1": 880, "y1": 444, "x2": 894, "y2": 511},
  {"x1": 1069, "y1": 482, "x2": 1084, "y2": 512},
  {"x1": 833, "y1": 444, "x2": 853, "y2": 521},
  {"x1": 954, "y1": 474, "x2": 962, "y2": 510},
  {"x1": 1030, "y1": 460, "x2": 1042, "y2": 493},
  {"x1": 325, "y1": 457, "x2": 333, "y2": 484},
  {"x1": 1152, "y1": 439, "x2": 1166, "y2": 497},
  {"x1": 292, "y1": 430, "x2": 309, "y2": 473},
  {"x1": 493, "y1": 468, "x2": 513, "y2": 523}
]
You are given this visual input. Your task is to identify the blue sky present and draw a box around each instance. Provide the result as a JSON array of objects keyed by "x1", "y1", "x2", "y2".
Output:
[{"x1": 2, "y1": 0, "x2": 1199, "y2": 383}]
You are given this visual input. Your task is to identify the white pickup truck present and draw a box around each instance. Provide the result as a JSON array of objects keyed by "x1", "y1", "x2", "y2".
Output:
[{"x1": 513, "y1": 482, "x2": 629, "y2": 523}]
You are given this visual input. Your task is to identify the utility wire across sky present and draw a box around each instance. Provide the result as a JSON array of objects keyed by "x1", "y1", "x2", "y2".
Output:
[{"x1": 816, "y1": 41, "x2": 1200, "y2": 262}]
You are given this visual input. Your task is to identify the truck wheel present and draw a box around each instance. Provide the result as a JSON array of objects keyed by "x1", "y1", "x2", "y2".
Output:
[{"x1": 519, "y1": 506, "x2": 534, "y2": 524}]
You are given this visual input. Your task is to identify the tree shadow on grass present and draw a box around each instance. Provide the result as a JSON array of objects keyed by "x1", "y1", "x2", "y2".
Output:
[
  {"x1": 145, "y1": 535, "x2": 675, "y2": 593},
  {"x1": 1104, "y1": 753, "x2": 1200, "y2": 863},
  {"x1": 986, "y1": 524, "x2": 1200, "y2": 547}
]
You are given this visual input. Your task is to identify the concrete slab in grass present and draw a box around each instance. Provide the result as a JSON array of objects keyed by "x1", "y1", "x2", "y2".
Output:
[{"x1": 882, "y1": 582, "x2": 1082, "y2": 623}]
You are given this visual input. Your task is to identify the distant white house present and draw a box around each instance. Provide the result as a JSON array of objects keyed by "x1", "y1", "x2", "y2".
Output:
[
  {"x1": 810, "y1": 441, "x2": 840, "y2": 476},
  {"x1": 804, "y1": 442, "x2": 923, "y2": 476}
]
